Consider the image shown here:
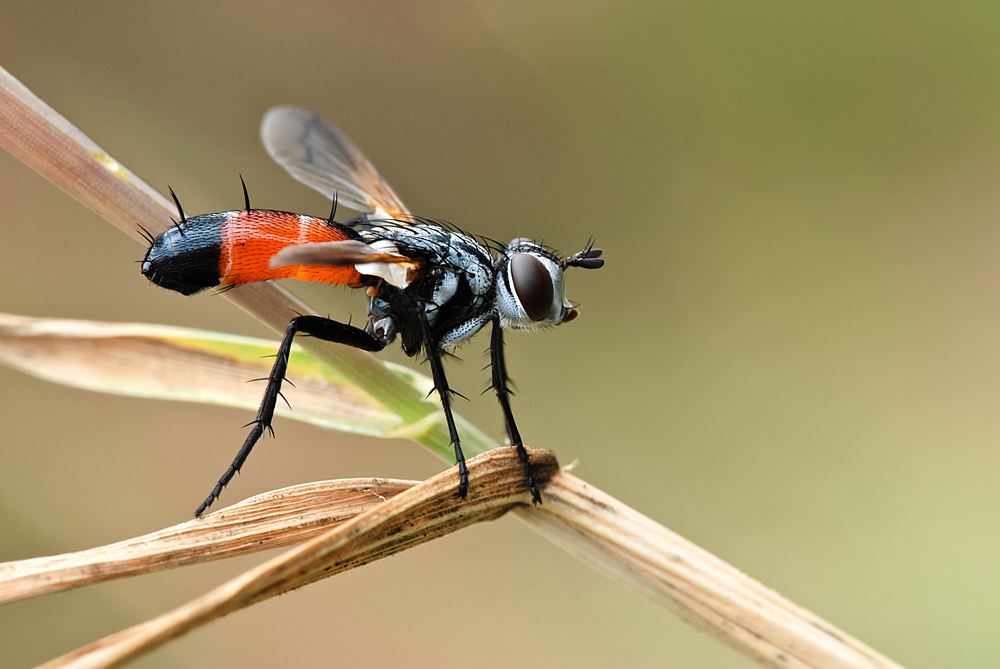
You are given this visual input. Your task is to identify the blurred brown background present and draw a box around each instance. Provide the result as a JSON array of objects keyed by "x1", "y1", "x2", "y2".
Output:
[{"x1": 2, "y1": 2, "x2": 999, "y2": 667}]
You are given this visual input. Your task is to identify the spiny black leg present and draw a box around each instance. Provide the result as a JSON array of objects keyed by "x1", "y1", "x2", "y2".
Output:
[
  {"x1": 195, "y1": 315, "x2": 385, "y2": 517},
  {"x1": 417, "y1": 309, "x2": 469, "y2": 499},
  {"x1": 490, "y1": 314, "x2": 542, "y2": 504}
]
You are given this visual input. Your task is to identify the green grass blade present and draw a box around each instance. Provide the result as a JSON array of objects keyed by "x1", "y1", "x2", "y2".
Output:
[{"x1": 0, "y1": 312, "x2": 497, "y2": 459}]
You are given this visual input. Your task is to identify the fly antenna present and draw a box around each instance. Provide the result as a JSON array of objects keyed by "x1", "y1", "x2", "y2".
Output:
[
  {"x1": 168, "y1": 186, "x2": 187, "y2": 236},
  {"x1": 240, "y1": 174, "x2": 251, "y2": 213},
  {"x1": 327, "y1": 191, "x2": 339, "y2": 225},
  {"x1": 562, "y1": 239, "x2": 604, "y2": 270}
]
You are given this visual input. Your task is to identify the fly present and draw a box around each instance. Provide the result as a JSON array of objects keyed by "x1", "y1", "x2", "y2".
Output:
[{"x1": 141, "y1": 106, "x2": 604, "y2": 517}]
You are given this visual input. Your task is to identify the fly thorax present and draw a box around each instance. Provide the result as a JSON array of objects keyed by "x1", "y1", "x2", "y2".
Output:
[{"x1": 430, "y1": 271, "x2": 459, "y2": 314}]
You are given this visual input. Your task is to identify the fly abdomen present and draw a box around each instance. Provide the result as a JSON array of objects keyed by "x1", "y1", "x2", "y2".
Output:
[
  {"x1": 141, "y1": 212, "x2": 225, "y2": 295},
  {"x1": 142, "y1": 210, "x2": 365, "y2": 296}
]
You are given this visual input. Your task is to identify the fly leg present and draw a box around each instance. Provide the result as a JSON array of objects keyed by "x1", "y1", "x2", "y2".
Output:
[
  {"x1": 195, "y1": 315, "x2": 385, "y2": 517},
  {"x1": 417, "y1": 308, "x2": 469, "y2": 499},
  {"x1": 490, "y1": 314, "x2": 542, "y2": 504}
]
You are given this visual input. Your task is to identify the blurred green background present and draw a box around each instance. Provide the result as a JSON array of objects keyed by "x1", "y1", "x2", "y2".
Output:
[{"x1": 1, "y1": 2, "x2": 998, "y2": 667}]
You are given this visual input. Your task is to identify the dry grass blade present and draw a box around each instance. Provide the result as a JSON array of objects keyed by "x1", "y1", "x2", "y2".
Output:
[
  {"x1": 38, "y1": 448, "x2": 558, "y2": 669},
  {"x1": 0, "y1": 312, "x2": 410, "y2": 436},
  {"x1": 516, "y1": 475, "x2": 904, "y2": 669},
  {"x1": 0, "y1": 478, "x2": 416, "y2": 605}
]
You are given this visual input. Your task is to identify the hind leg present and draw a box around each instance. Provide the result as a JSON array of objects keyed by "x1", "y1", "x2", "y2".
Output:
[{"x1": 195, "y1": 315, "x2": 385, "y2": 517}]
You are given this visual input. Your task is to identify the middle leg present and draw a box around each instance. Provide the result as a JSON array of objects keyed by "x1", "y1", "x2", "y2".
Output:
[{"x1": 417, "y1": 307, "x2": 469, "y2": 499}]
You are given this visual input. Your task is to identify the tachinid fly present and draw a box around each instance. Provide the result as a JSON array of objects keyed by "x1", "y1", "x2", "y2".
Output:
[{"x1": 141, "y1": 106, "x2": 604, "y2": 517}]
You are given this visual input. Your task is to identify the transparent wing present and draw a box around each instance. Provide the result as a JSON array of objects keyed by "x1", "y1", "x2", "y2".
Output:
[{"x1": 261, "y1": 105, "x2": 411, "y2": 219}]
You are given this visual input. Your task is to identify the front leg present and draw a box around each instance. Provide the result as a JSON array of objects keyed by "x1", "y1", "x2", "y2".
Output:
[{"x1": 490, "y1": 314, "x2": 542, "y2": 504}]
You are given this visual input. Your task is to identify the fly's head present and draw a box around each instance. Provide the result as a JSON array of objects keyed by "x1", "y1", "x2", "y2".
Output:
[{"x1": 494, "y1": 238, "x2": 603, "y2": 330}]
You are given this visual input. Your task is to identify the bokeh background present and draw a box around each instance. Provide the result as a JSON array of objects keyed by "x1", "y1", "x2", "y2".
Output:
[{"x1": 1, "y1": 2, "x2": 999, "y2": 667}]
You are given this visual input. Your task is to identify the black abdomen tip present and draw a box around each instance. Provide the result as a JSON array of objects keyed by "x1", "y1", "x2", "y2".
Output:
[{"x1": 142, "y1": 214, "x2": 225, "y2": 295}]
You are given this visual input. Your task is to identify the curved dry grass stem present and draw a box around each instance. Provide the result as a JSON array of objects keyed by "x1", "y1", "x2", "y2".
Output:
[
  {"x1": 37, "y1": 448, "x2": 559, "y2": 669},
  {"x1": 0, "y1": 478, "x2": 418, "y2": 604},
  {"x1": 516, "y1": 475, "x2": 901, "y2": 669},
  {"x1": 0, "y1": 64, "x2": 907, "y2": 669}
]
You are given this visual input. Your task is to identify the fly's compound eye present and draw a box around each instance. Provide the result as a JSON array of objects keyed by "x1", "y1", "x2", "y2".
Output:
[{"x1": 511, "y1": 253, "x2": 554, "y2": 321}]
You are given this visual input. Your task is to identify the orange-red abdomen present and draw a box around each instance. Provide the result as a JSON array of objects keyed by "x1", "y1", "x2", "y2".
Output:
[{"x1": 219, "y1": 211, "x2": 364, "y2": 287}]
